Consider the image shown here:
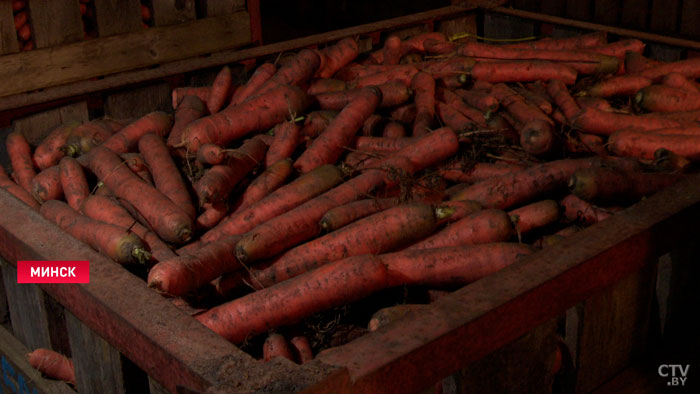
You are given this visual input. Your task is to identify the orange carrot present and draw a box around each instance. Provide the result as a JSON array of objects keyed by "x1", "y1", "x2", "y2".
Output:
[
  {"x1": 625, "y1": 52, "x2": 663, "y2": 73},
  {"x1": 471, "y1": 61, "x2": 578, "y2": 85},
  {"x1": 33, "y1": 122, "x2": 81, "y2": 170},
  {"x1": 560, "y1": 194, "x2": 613, "y2": 225},
  {"x1": 236, "y1": 158, "x2": 293, "y2": 212},
  {"x1": 59, "y1": 157, "x2": 89, "y2": 211},
  {"x1": 566, "y1": 132, "x2": 607, "y2": 156},
  {"x1": 18, "y1": 24, "x2": 31, "y2": 41},
  {"x1": 0, "y1": 165, "x2": 39, "y2": 209},
  {"x1": 401, "y1": 32, "x2": 447, "y2": 56},
  {"x1": 200, "y1": 164, "x2": 343, "y2": 244},
  {"x1": 315, "y1": 81, "x2": 411, "y2": 110},
  {"x1": 41, "y1": 200, "x2": 151, "y2": 264},
  {"x1": 138, "y1": 133, "x2": 196, "y2": 219},
  {"x1": 172, "y1": 86, "x2": 210, "y2": 109},
  {"x1": 230, "y1": 63, "x2": 277, "y2": 106},
  {"x1": 436, "y1": 101, "x2": 474, "y2": 132},
  {"x1": 423, "y1": 38, "x2": 457, "y2": 55},
  {"x1": 147, "y1": 234, "x2": 243, "y2": 295},
  {"x1": 635, "y1": 85, "x2": 700, "y2": 113},
  {"x1": 407, "y1": 209, "x2": 513, "y2": 250},
  {"x1": 318, "y1": 38, "x2": 359, "y2": 79},
  {"x1": 63, "y1": 118, "x2": 125, "y2": 157},
  {"x1": 94, "y1": 111, "x2": 173, "y2": 157},
  {"x1": 576, "y1": 96, "x2": 613, "y2": 112},
  {"x1": 180, "y1": 84, "x2": 308, "y2": 153},
  {"x1": 390, "y1": 103, "x2": 417, "y2": 125},
  {"x1": 636, "y1": 57, "x2": 700, "y2": 81},
  {"x1": 368, "y1": 304, "x2": 428, "y2": 332},
  {"x1": 502, "y1": 32, "x2": 607, "y2": 50},
  {"x1": 610, "y1": 129, "x2": 700, "y2": 161},
  {"x1": 195, "y1": 135, "x2": 269, "y2": 203},
  {"x1": 547, "y1": 79, "x2": 581, "y2": 120},
  {"x1": 195, "y1": 143, "x2": 228, "y2": 165},
  {"x1": 290, "y1": 336, "x2": 313, "y2": 364},
  {"x1": 257, "y1": 49, "x2": 322, "y2": 94},
  {"x1": 196, "y1": 254, "x2": 390, "y2": 343},
  {"x1": 454, "y1": 88, "x2": 499, "y2": 113},
  {"x1": 587, "y1": 39, "x2": 645, "y2": 61},
  {"x1": 26, "y1": 349, "x2": 75, "y2": 385},
  {"x1": 6, "y1": 131, "x2": 35, "y2": 193},
  {"x1": 87, "y1": 146, "x2": 193, "y2": 244},
  {"x1": 263, "y1": 333, "x2": 295, "y2": 362},
  {"x1": 417, "y1": 56, "x2": 475, "y2": 79},
  {"x1": 586, "y1": 75, "x2": 652, "y2": 97},
  {"x1": 383, "y1": 121, "x2": 407, "y2": 138},
  {"x1": 435, "y1": 200, "x2": 483, "y2": 223},
  {"x1": 196, "y1": 201, "x2": 229, "y2": 230},
  {"x1": 167, "y1": 95, "x2": 207, "y2": 150},
  {"x1": 295, "y1": 87, "x2": 381, "y2": 173},
  {"x1": 411, "y1": 72, "x2": 436, "y2": 137},
  {"x1": 352, "y1": 65, "x2": 419, "y2": 88},
  {"x1": 207, "y1": 66, "x2": 233, "y2": 114},
  {"x1": 14, "y1": 11, "x2": 27, "y2": 30},
  {"x1": 439, "y1": 162, "x2": 526, "y2": 183},
  {"x1": 508, "y1": 200, "x2": 560, "y2": 235},
  {"x1": 12, "y1": 1, "x2": 26, "y2": 12},
  {"x1": 662, "y1": 73, "x2": 700, "y2": 93},
  {"x1": 300, "y1": 110, "x2": 338, "y2": 140},
  {"x1": 31, "y1": 165, "x2": 62, "y2": 203},
  {"x1": 385, "y1": 243, "x2": 534, "y2": 286},
  {"x1": 319, "y1": 198, "x2": 397, "y2": 232},
  {"x1": 353, "y1": 136, "x2": 416, "y2": 154},
  {"x1": 266, "y1": 122, "x2": 302, "y2": 166},
  {"x1": 569, "y1": 167, "x2": 681, "y2": 204},
  {"x1": 573, "y1": 107, "x2": 682, "y2": 136},
  {"x1": 383, "y1": 35, "x2": 402, "y2": 65},
  {"x1": 236, "y1": 127, "x2": 459, "y2": 262},
  {"x1": 437, "y1": 88, "x2": 487, "y2": 126},
  {"x1": 515, "y1": 84, "x2": 553, "y2": 115},
  {"x1": 306, "y1": 78, "x2": 347, "y2": 95}
]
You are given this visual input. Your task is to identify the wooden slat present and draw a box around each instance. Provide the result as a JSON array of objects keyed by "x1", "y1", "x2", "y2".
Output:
[
  {"x1": 11, "y1": 102, "x2": 89, "y2": 146},
  {"x1": 152, "y1": 0, "x2": 196, "y2": 26},
  {"x1": 540, "y1": 0, "x2": 565, "y2": 16},
  {"x1": 620, "y1": 0, "x2": 649, "y2": 30},
  {"x1": 207, "y1": 0, "x2": 247, "y2": 16},
  {"x1": 436, "y1": 14, "x2": 477, "y2": 40},
  {"x1": 66, "y1": 311, "x2": 127, "y2": 394},
  {"x1": 0, "y1": 325, "x2": 76, "y2": 394},
  {"x1": 592, "y1": 0, "x2": 620, "y2": 26},
  {"x1": 483, "y1": 14, "x2": 535, "y2": 40},
  {"x1": 511, "y1": 0, "x2": 540, "y2": 12},
  {"x1": 0, "y1": 11, "x2": 251, "y2": 98},
  {"x1": 94, "y1": 0, "x2": 142, "y2": 37},
  {"x1": 104, "y1": 83, "x2": 172, "y2": 118},
  {"x1": 565, "y1": 0, "x2": 591, "y2": 22},
  {"x1": 574, "y1": 264, "x2": 657, "y2": 394},
  {"x1": 0, "y1": 0, "x2": 19, "y2": 55},
  {"x1": 649, "y1": 0, "x2": 680, "y2": 33},
  {"x1": 27, "y1": 0, "x2": 83, "y2": 48},
  {"x1": 680, "y1": 0, "x2": 700, "y2": 38}
]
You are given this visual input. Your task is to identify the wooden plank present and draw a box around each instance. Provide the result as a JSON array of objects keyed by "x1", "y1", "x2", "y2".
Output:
[
  {"x1": 592, "y1": 0, "x2": 620, "y2": 26},
  {"x1": 663, "y1": 243, "x2": 700, "y2": 361},
  {"x1": 1, "y1": 261, "x2": 53, "y2": 350},
  {"x1": 65, "y1": 311, "x2": 127, "y2": 394},
  {"x1": 436, "y1": 14, "x2": 477, "y2": 40},
  {"x1": 207, "y1": 0, "x2": 247, "y2": 16},
  {"x1": 680, "y1": 0, "x2": 700, "y2": 38},
  {"x1": 11, "y1": 102, "x2": 89, "y2": 146},
  {"x1": 27, "y1": 0, "x2": 83, "y2": 48},
  {"x1": 104, "y1": 83, "x2": 172, "y2": 118},
  {"x1": 0, "y1": 325, "x2": 76, "y2": 394},
  {"x1": 0, "y1": 6, "x2": 477, "y2": 112},
  {"x1": 483, "y1": 14, "x2": 535, "y2": 40},
  {"x1": 94, "y1": 0, "x2": 142, "y2": 37},
  {"x1": 152, "y1": 0, "x2": 196, "y2": 26},
  {"x1": 511, "y1": 0, "x2": 539, "y2": 12},
  {"x1": 565, "y1": 0, "x2": 591, "y2": 22},
  {"x1": 0, "y1": 12, "x2": 251, "y2": 98},
  {"x1": 0, "y1": 0, "x2": 19, "y2": 55},
  {"x1": 540, "y1": 0, "x2": 565, "y2": 16},
  {"x1": 574, "y1": 264, "x2": 657, "y2": 394},
  {"x1": 620, "y1": 0, "x2": 649, "y2": 30},
  {"x1": 649, "y1": 0, "x2": 680, "y2": 33}
]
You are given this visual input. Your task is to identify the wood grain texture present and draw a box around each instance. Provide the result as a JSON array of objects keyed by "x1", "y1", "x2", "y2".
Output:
[
  {"x1": 620, "y1": 0, "x2": 649, "y2": 30},
  {"x1": 105, "y1": 83, "x2": 171, "y2": 118},
  {"x1": 565, "y1": 0, "x2": 591, "y2": 22},
  {"x1": 592, "y1": 0, "x2": 620, "y2": 26},
  {"x1": 436, "y1": 14, "x2": 477, "y2": 40},
  {"x1": 649, "y1": 0, "x2": 680, "y2": 33},
  {"x1": 540, "y1": 0, "x2": 565, "y2": 16},
  {"x1": 0, "y1": 0, "x2": 19, "y2": 55},
  {"x1": 27, "y1": 0, "x2": 83, "y2": 48},
  {"x1": 680, "y1": 0, "x2": 700, "y2": 38},
  {"x1": 483, "y1": 13, "x2": 535, "y2": 39},
  {"x1": 11, "y1": 102, "x2": 88, "y2": 146},
  {"x1": 94, "y1": 0, "x2": 142, "y2": 37},
  {"x1": 206, "y1": 0, "x2": 246, "y2": 16},
  {"x1": 152, "y1": 0, "x2": 196, "y2": 26},
  {"x1": 0, "y1": 12, "x2": 251, "y2": 98}
]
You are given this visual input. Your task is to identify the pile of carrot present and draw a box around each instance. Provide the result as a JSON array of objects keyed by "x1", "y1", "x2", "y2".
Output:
[
  {"x1": 3, "y1": 28, "x2": 699, "y2": 359},
  {"x1": 12, "y1": 0, "x2": 33, "y2": 51}
]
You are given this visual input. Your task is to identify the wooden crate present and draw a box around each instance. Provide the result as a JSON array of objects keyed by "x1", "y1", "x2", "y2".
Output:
[{"x1": 1, "y1": 1, "x2": 699, "y2": 393}]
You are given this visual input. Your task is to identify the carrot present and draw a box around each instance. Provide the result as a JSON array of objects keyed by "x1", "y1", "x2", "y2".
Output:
[
  {"x1": 207, "y1": 66, "x2": 233, "y2": 114},
  {"x1": 6, "y1": 131, "x2": 35, "y2": 193},
  {"x1": 319, "y1": 198, "x2": 397, "y2": 232},
  {"x1": 435, "y1": 200, "x2": 483, "y2": 223},
  {"x1": 172, "y1": 86, "x2": 211, "y2": 109},
  {"x1": 635, "y1": 85, "x2": 700, "y2": 113},
  {"x1": 306, "y1": 78, "x2": 347, "y2": 95},
  {"x1": 560, "y1": 194, "x2": 613, "y2": 225},
  {"x1": 383, "y1": 121, "x2": 407, "y2": 138},
  {"x1": 407, "y1": 209, "x2": 513, "y2": 250},
  {"x1": 416, "y1": 56, "x2": 475, "y2": 79},
  {"x1": 31, "y1": 165, "x2": 63, "y2": 203},
  {"x1": 196, "y1": 201, "x2": 229, "y2": 230},
  {"x1": 576, "y1": 96, "x2": 613, "y2": 112},
  {"x1": 662, "y1": 73, "x2": 700, "y2": 93},
  {"x1": 257, "y1": 49, "x2": 322, "y2": 94},
  {"x1": 450, "y1": 157, "x2": 616, "y2": 209},
  {"x1": 266, "y1": 122, "x2": 302, "y2": 166},
  {"x1": 502, "y1": 32, "x2": 607, "y2": 50},
  {"x1": 573, "y1": 106, "x2": 683, "y2": 136},
  {"x1": 401, "y1": 32, "x2": 447, "y2": 56},
  {"x1": 334, "y1": 63, "x2": 386, "y2": 81},
  {"x1": 423, "y1": 39, "x2": 457, "y2": 55},
  {"x1": 390, "y1": 103, "x2": 417, "y2": 125},
  {"x1": 200, "y1": 165, "x2": 343, "y2": 244},
  {"x1": 352, "y1": 65, "x2": 419, "y2": 88},
  {"x1": 454, "y1": 88, "x2": 499, "y2": 113},
  {"x1": 565, "y1": 132, "x2": 607, "y2": 156},
  {"x1": 26, "y1": 349, "x2": 75, "y2": 385},
  {"x1": 12, "y1": 1, "x2": 26, "y2": 12},
  {"x1": 318, "y1": 38, "x2": 359, "y2": 79},
  {"x1": 147, "y1": 234, "x2": 243, "y2": 295},
  {"x1": 230, "y1": 63, "x2": 277, "y2": 106},
  {"x1": 569, "y1": 167, "x2": 682, "y2": 204},
  {"x1": 383, "y1": 35, "x2": 402, "y2": 65},
  {"x1": 195, "y1": 143, "x2": 228, "y2": 165},
  {"x1": 436, "y1": 101, "x2": 474, "y2": 132},
  {"x1": 354, "y1": 136, "x2": 416, "y2": 155},
  {"x1": 18, "y1": 24, "x2": 30, "y2": 41},
  {"x1": 368, "y1": 304, "x2": 428, "y2": 332},
  {"x1": 93, "y1": 111, "x2": 173, "y2": 157},
  {"x1": 195, "y1": 135, "x2": 269, "y2": 203},
  {"x1": 86, "y1": 146, "x2": 193, "y2": 243},
  {"x1": 59, "y1": 157, "x2": 89, "y2": 211},
  {"x1": 515, "y1": 84, "x2": 553, "y2": 115},
  {"x1": 236, "y1": 127, "x2": 459, "y2": 262},
  {"x1": 385, "y1": 243, "x2": 534, "y2": 286},
  {"x1": 636, "y1": 57, "x2": 700, "y2": 81},
  {"x1": 508, "y1": 200, "x2": 560, "y2": 235},
  {"x1": 300, "y1": 110, "x2": 337, "y2": 140},
  {"x1": 587, "y1": 39, "x2": 645, "y2": 61},
  {"x1": 41, "y1": 200, "x2": 150, "y2": 264},
  {"x1": 586, "y1": 75, "x2": 651, "y2": 98},
  {"x1": 315, "y1": 81, "x2": 411, "y2": 110},
  {"x1": 547, "y1": 79, "x2": 581, "y2": 121},
  {"x1": 439, "y1": 162, "x2": 525, "y2": 183},
  {"x1": 14, "y1": 11, "x2": 27, "y2": 30},
  {"x1": 196, "y1": 254, "x2": 390, "y2": 343},
  {"x1": 0, "y1": 165, "x2": 40, "y2": 209},
  {"x1": 63, "y1": 119, "x2": 125, "y2": 157},
  {"x1": 290, "y1": 336, "x2": 313, "y2": 364},
  {"x1": 263, "y1": 333, "x2": 295, "y2": 362},
  {"x1": 411, "y1": 72, "x2": 436, "y2": 137},
  {"x1": 471, "y1": 61, "x2": 578, "y2": 85},
  {"x1": 295, "y1": 87, "x2": 381, "y2": 173},
  {"x1": 646, "y1": 110, "x2": 700, "y2": 123},
  {"x1": 180, "y1": 84, "x2": 308, "y2": 153},
  {"x1": 437, "y1": 88, "x2": 487, "y2": 126},
  {"x1": 625, "y1": 52, "x2": 663, "y2": 74},
  {"x1": 167, "y1": 95, "x2": 207, "y2": 149},
  {"x1": 33, "y1": 122, "x2": 81, "y2": 170},
  {"x1": 236, "y1": 158, "x2": 293, "y2": 212}
]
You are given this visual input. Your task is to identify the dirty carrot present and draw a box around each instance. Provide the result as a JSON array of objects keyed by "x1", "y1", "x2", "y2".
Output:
[
  {"x1": 560, "y1": 194, "x2": 613, "y2": 225},
  {"x1": 95, "y1": 111, "x2": 173, "y2": 157},
  {"x1": 172, "y1": 86, "x2": 211, "y2": 109},
  {"x1": 306, "y1": 78, "x2": 347, "y2": 95},
  {"x1": 26, "y1": 349, "x2": 75, "y2": 385},
  {"x1": 383, "y1": 121, "x2": 407, "y2": 138},
  {"x1": 315, "y1": 81, "x2": 411, "y2": 110},
  {"x1": 662, "y1": 73, "x2": 700, "y2": 93},
  {"x1": 407, "y1": 209, "x2": 513, "y2": 250},
  {"x1": 368, "y1": 304, "x2": 428, "y2": 332},
  {"x1": 196, "y1": 201, "x2": 229, "y2": 230},
  {"x1": 31, "y1": 165, "x2": 63, "y2": 203},
  {"x1": 300, "y1": 110, "x2": 338, "y2": 140},
  {"x1": 266, "y1": 122, "x2": 302, "y2": 166},
  {"x1": 236, "y1": 158, "x2": 294, "y2": 212},
  {"x1": 411, "y1": 72, "x2": 436, "y2": 137},
  {"x1": 33, "y1": 122, "x2": 81, "y2": 170},
  {"x1": 167, "y1": 95, "x2": 207, "y2": 149},
  {"x1": 573, "y1": 107, "x2": 682, "y2": 136},
  {"x1": 569, "y1": 167, "x2": 682, "y2": 204},
  {"x1": 439, "y1": 162, "x2": 526, "y2": 183},
  {"x1": 635, "y1": 85, "x2": 700, "y2": 113},
  {"x1": 318, "y1": 37, "x2": 360, "y2": 79},
  {"x1": 290, "y1": 336, "x2": 313, "y2": 364},
  {"x1": 352, "y1": 65, "x2": 419, "y2": 88},
  {"x1": 383, "y1": 35, "x2": 402, "y2": 65},
  {"x1": 508, "y1": 200, "x2": 560, "y2": 235},
  {"x1": 0, "y1": 165, "x2": 39, "y2": 209},
  {"x1": 59, "y1": 157, "x2": 89, "y2": 211},
  {"x1": 436, "y1": 101, "x2": 474, "y2": 132},
  {"x1": 501, "y1": 31, "x2": 607, "y2": 50},
  {"x1": 401, "y1": 32, "x2": 447, "y2": 56},
  {"x1": 437, "y1": 88, "x2": 487, "y2": 126},
  {"x1": 435, "y1": 200, "x2": 483, "y2": 223},
  {"x1": 257, "y1": 49, "x2": 322, "y2": 94},
  {"x1": 63, "y1": 118, "x2": 125, "y2": 157},
  {"x1": 263, "y1": 333, "x2": 295, "y2": 362},
  {"x1": 471, "y1": 61, "x2": 578, "y2": 85},
  {"x1": 207, "y1": 66, "x2": 233, "y2": 114},
  {"x1": 229, "y1": 63, "x2": 277, "y2": 106},
  {"x1": 390, "y1": 103, "x2": 417, "y2": 124},
  {"x1": 6, "y1": 131, "x2": 35, "y2": 193},
  {"x1": 454, "y1": 88, "x2": 499, "y2": 113},
  {"x1": 319, "y1": 198, "x2": 397, "y2": 232}
]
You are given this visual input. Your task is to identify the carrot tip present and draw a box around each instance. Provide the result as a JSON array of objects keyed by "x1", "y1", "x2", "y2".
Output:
[
  {"x1": 235, "y1": 245, "x2": 248, "y2": 263},
  {"x1": 132, "y1": 248, "x2": 152, "y2": 265},
  {"x1": 435, "y1": 205, "x2": 455, "y2": 220}
]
